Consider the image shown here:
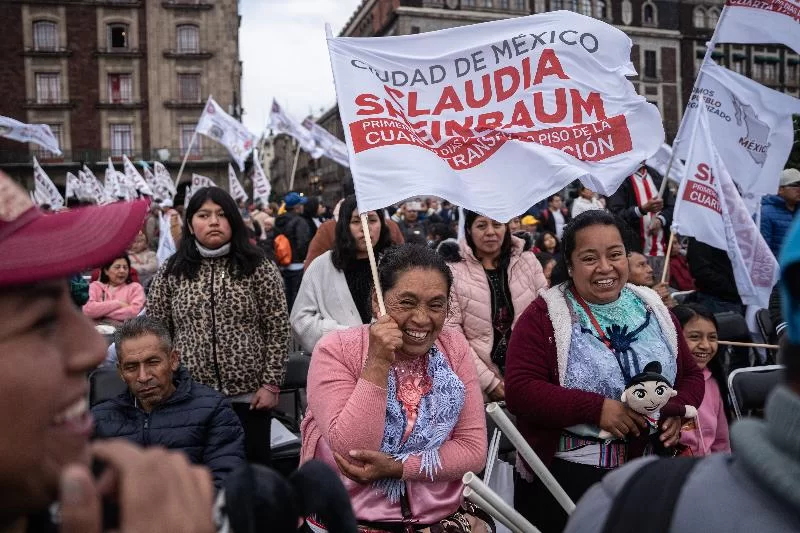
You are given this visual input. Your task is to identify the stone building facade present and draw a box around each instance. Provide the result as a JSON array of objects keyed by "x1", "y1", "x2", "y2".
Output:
[{"x1": 0, "y1": 0, "x2": 242, "y2": 189}]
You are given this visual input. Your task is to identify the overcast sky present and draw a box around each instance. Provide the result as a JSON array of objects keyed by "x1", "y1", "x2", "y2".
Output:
[{"x1": 239, "y1": 0, "x2": 363, "y2": 133}]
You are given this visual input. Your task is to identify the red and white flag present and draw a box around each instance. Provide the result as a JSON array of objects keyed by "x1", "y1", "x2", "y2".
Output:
[
  {"x1": 327, "y1": 11, "x2": 664, "y2": 221},
  {"x1": 674, "y1": 60, "x2": 800, "y2": 212},
  {"x1": 672, "y1": 103, "x2": 779, "y2": 309},
  {"x1": 715, "y1": 0, "x2": 800, "y2": 54},
  {"x1": 228, "y1": 164, "x2": 249, "y2": 203},
  {"x1": 196, "y1": 96, "x2": 256, "y2": 171},
  {"x1": 251, "y1": 149, "x2": 271, "y2": 207}
]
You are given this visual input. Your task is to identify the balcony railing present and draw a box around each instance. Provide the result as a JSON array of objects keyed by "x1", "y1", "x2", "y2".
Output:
[
  {"x1": 163, "y1": 99, "x2": 204, "y2": 109},
  {"x1": 161, "y1": 0, "x2": 214, "y2": 10},
  {"x1": 0, "y1": 145, "x2": 234, "y2": 166},
  {"x1": 94, "y1": 48, "x2": 144, "y2": 58},
  {"x1": 93, "y1": 0, "x2": 143, "y2": 6},
  {"x1": 22, "y1": 47, "x2": 72, "y2": 57},
  {"x1": 163, "y1": 49, "x2": 213, "y2": 60},
  {"x1": 23, "y1": 99, "x2": 76, "y2": 110},
  {"x1": 96, "y1": 100, "x2": 146, "y2": 109}
]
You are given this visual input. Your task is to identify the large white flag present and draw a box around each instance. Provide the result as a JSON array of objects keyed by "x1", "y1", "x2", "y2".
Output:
[
  {"x1": 715, "y1": 0, "x2": 800, "y2": 54},
  {"x1": 251, "y1": 148, "x2": 271, "y2": 207},
  {"x1": 646, "y1": 143, "x2": 686, "y2": 183},
  {"x1": 302, "y1": 118, "x2": 350, "y2": 167},
  {"x1": 153, "y1": 162, "x2": 177, "y2": 197},
  {"x1": 327, "y1": 11, "x2": 664, "y2": 221},
  {"x1": 228, "y1": 164, "x2": 249, "y2": 203},
  {"x1": 122, "y1": 155, "x2": 154, "y2": 197},
  {"x1": 195, "y1": 96, "x2": 256, "y2": 171},
  {"x1": 674, "y1": 60, "x2": 800, "y2": 211},
  {"x1": 269, "y1": 100, "x2": 323, "y2": 157},
  {"x1": 0, "y1": 116, "x2": 62, "y2": 155},
  {"x1": 672, "y1": 104, "x2": 779, "y2": 309},
  {"x1": 32, "y1": 157, "x2": 64, "y2": 208}
]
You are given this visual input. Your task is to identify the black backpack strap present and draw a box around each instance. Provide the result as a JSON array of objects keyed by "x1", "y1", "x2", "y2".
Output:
[{"x1": 601, "y1": 457, "x2": 700, "y2": 533}]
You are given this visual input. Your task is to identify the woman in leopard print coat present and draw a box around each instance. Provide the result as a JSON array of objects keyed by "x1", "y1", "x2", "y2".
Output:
[{"x1": 148, "y1": 187, "x2": 289, "y2": 465}]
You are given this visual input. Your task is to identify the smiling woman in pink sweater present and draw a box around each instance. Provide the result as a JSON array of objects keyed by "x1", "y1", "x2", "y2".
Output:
[
  {"x1": 301, "y1": 245, "x2": 487, "y2": 532},
  {"x1": 83, "y1": 254, "x2": 145, "y2": 324}
]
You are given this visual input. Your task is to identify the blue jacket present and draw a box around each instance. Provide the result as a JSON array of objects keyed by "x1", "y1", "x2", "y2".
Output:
[
  {"x1": 760, "y1": 194, "x2": 797, "y2": 258},
  {"x1": 92, "y1": 367, "x2": 245, "y2": 488}
]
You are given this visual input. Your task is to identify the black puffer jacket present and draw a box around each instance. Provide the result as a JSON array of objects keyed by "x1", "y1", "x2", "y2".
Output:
[{"x1": 92, "y1": 367, "x2": 246, "y2": 488}]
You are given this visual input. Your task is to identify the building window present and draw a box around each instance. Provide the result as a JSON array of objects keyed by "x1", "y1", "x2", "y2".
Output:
[
  {"x1": 176, "y1": 24, "x2": 199, "y2": 53},
  {"x1": 108, "y1": 73, "x2": 132, "y2": 103},
  {"x1": 108, "y1": 24, "x2": 129, "y2": 50},
  {"x1": 177, "y1": 73, "x2": 201, "y2": 102},
  {"x1": 643, "y1": 2, "x2": 656, "y2": 25},
  {"x1": 752, "y1": 62, "x2": 763, "y2": 79},
  {"x1": 483, "y1": 0, "x2": 493, "y2": 6},
  {"x1": 110, "y1": 124, "x2": 133, "y2": 156},
  {"x1": 410, "y1": 25, "x2": 421, "y2": 34},
  {"x1": 33, "y1": 21, "x2": 58, "y2": 51},
  {"x1": 621, "y1": 0, "x2": 632, "y2": 24},
  {"x1": 35, "y1": 73, "x2": 61, "y2": 103},
  {"x1": 763, "y1": 62, "x2": 777, "y2": 82},
  {"x1": 515, "y1": 0, "x2": 526, "y2": 8},
  {"x1": 732, "y1": 59, "x2": 745, "y2": 74},
  {"x1": 579, "y1": 0, "x2": 591, "y2": 15},
  {"x1": 463, "y1": 0, "x2": 475, "y2": 6},
  {"x1": 180, "y1": 123, "x2": 202, "y2": 156},
  {"x1": 594, "y1": 0, "x2": 607, "y2": 18},
  {"x1": 644, "y1": 50, "x2": 657, "y2": 79},
  {"x1": 500, "y1": 0, "x2": 510, "y2": 7},
  {"x1": 551, "y1": 0, "x2": 563, "y2": 9},
  {"x1": 567, "y1": 0, "x2": 577, "y2": 10},
  {"x1": 707, "y1": 8, "x2": 719, "y2": 28},
  {"x1": 693, "y1": 7, "x2": 705, "y2": 28},
  {"x1": 788, "y1": 63, "x2": 799, "y2": 83},
  {"x1": 35, "y1": 123, "x2": 62, "y2": 158},
  {"x1": 534, "y1": 0, "x2": 545, "y2": 11}
]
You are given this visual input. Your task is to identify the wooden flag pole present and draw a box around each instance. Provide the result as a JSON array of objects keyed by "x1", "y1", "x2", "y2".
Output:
[
  {"x1": 361, "y1": 212, "x2": 386, "y2": 316},
  {"x1": 288, "y1": 143, "x2": 301, "y2": 191},
  {"x1": 660, "y1": 233, "x2": 674, "y2": 285},
  {"x1": 174, "y1": 129, "x2": 199, "y2": 188},
  {"x1": 718, "y1": 340, "x2": 779, "y2": 350}
]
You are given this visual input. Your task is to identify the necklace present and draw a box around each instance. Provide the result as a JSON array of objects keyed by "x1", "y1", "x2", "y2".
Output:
[{"x1": 393, "y1": 354, "x2": 432, "y2": 414}]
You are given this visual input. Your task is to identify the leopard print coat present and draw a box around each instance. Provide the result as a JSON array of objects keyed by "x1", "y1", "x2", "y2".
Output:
[{"x1": 147, "y1": 256, "x2": 290, "y2": 397}]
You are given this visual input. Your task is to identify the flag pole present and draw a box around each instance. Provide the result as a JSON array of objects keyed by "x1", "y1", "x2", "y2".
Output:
[
  {"x1": 288, "y1": 143, "x2": 301, "y2": 191},
  {"x1": 657, "y1": 6, "x2": 730, "y2": 199},
  {"x1": 174, "y1": 129, "x2": 198, "y2": 188},
  {"x1": 360, "y1": 212, "x2": 386, "y2": 316},
  {"x1": 660, "y1": 232, "x2": 674, "y2": 285}
]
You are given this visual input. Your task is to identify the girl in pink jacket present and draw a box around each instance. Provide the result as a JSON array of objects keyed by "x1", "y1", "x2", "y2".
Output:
[
  {"x1": 448, "y1": 211, "x2": 548, "y2": 400},
  {"x1": 83, "y1": 254, "x2": 145, "y2": 324}
]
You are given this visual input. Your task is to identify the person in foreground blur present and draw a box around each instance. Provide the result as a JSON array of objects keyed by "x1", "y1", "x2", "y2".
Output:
[
  {"x1": 672, "y1": 304, "x2": 730, "y2": 456},
  {"x1": 301, "y1": 244, "x2": 488, "y2": 531},
  {"x1": 92, "y1": 316, "x2": 245, "y2": 488},
  {"x1": 148, "y1": 187, "x2": 289, "y2": 467},
  {"x1": 291, "y1": 196, "x2": 392, "y2": 353},
  {"x1": 83, "y1": 254, "x2": 146, "y2": 325},
  {"x1": 505, "y1": 209, "x2": 703, "y2": 533},
  {"x1": 0, "y1": 171, "x2": 214, "y2": 532},
  {"x1": 564, "y1": 217, "x2": 800, "y2": 533},
  {"x1": 448, "y1": 210, "x2": 548, "y2": 400}
]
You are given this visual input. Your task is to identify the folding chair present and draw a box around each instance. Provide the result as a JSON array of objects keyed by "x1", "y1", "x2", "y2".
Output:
[
  {"x1": 754, "y1": 308, "x2": 779, "y2": 364},
  {"x1": 715, "y1": 311, "x2": 753, "y2": 372},
  {"x1": 727, "y1": 365, "x2": 785, "y2": 420},
  {"x1": 272, "y1": 351, "x2": 311, "y2": 476},
  {"x1": 88, "y1": 366, "x2": 127, "y2": 407}
]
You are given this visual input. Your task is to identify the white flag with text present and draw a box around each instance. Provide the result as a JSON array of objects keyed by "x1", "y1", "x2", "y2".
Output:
[
  {"x1": 251, "y1": 149, "x2": 271, "y2": 207},
  {"x1": 81, "y1": 166, "x2": 112, "y2": 204},
  {"x1": 0, "y1": 116, "x2": 62, "y2": 155},
  {"x1": 674, "y1": 60, "x2": 800, "y2": 211},
  {"x1": 672, "y1": 104, "x2": 779, "y2": 309},
  {"x1": 195, "y1": 96, "x2": 256, "y2": 171},
  {"x1": 269, "y1": 100, "x2": 323, "y2": 157},
  {"x1": 154, "y1": 162, "x2": 177, "y2": 197},
  {"x1": 228, "y1": 164, "x2": 249, "y2": 203},
  {"x1": 122, "y1": 155, "x2": 154, "y2": 197},
  {"x1": 65, "y1": 172, "x2": 82, "y2": 200},
  {"x1": 715, "y1": 0, "x2": 800, "y2": 54},
  {"x1": 303, "y1": 118, "x2": 350, "y2": 167},
  {"x1": 327, "y1": 11, "x2": 664, "y2": 221},
  {"x1": 32, "y1": 157, "x2": 64, "y2": 208}
]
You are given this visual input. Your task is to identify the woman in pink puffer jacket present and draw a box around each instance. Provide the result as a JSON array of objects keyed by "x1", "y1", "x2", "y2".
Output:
[{"x1": 448, "y1": 210, "x2": 548, "y2": 401}]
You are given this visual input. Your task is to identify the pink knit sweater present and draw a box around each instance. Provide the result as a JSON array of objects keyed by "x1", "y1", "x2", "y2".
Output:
[
  {"x1": 680, "y1": 368, "x2": 731, "y2": 455},
  {"x1": 301, "y1": 325, "x2": 487, "y2": 524},
  {"x1": 83, "y1": 281, "x2": 145, "y2": 322}
]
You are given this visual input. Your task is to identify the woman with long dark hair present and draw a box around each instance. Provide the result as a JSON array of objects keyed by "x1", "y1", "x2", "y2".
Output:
[
  {"x1": 290, "y1": 195, "x2": 392, "y2": 353},
  {"x1": 148, "y1": 187, "x2": 289, "y2": 466},
  {"x1": 448, "y1": 210, "x2": 547, "y2": 401}
]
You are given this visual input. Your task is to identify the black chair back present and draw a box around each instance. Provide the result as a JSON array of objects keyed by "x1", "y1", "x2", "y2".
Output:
[
  {"x1": 715, "y1": 311, "x2": 753, "y2": 372},
  {"x1": 89, "y1": 366, "x2": 128, "y2": 407},
  {"x1": 727, "y1": 365, "x2": 785, "y2": 420}
]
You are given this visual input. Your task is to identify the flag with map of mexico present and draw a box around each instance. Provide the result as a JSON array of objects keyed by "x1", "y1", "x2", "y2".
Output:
[
  {"x1": 326, "y1": 11, "x2": 663, "y2": 221},
  {"x1": 674, "y1": 59, "x2": 800, "y2": 213},
  {"x1": 715, "y1": 0, "x2": 800, "y2": 54}
]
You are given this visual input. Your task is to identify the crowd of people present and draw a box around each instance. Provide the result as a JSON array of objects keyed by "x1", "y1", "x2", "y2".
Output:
[{"x1": 1, "y1": 159, "x2": 798, "y2": 533}]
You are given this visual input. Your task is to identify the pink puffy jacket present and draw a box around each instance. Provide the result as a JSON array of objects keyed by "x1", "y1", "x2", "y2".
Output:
[{"x1": 448, "y1": 236, "x2": 548, "y2": 393}]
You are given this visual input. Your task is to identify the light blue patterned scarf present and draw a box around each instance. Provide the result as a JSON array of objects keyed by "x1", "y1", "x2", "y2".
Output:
[{"x1": 374, "y1": 344, "x2": 466, "y2": 502}]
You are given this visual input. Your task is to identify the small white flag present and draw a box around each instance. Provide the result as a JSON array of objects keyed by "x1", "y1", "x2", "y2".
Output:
[
  {"x1": 122, "y1": 155, "x2": 154, "y2": 196},
  {"x1": 672, "y1": 102, "x2": 779, "y2": 309},
  {"x1": 185, "y1": 173, "x2": 217, "y2": 208},
  {"x1": 195, "y1": 96, "x2": 257, "y2": 171},
  {"x1": 156, "y1": 211, "x2": 177, "y2": 266},
  {"x1": 645, "y1": 143, "x2": 686, "y2": 183},
  {"x1": 228, "y1": 164, "x2": 249, "y2": 204},
  {"x1": 105, "y1": 159, "x2": 124, "y2": 200},
  {"x1": 715, "y1": 0, "x2": 800, "y2": 54},
  {"x1": 302, "y1": 118, "x2": 350, "y2": 168},
  {"x1": 269, "y1": 100, "x2": 322, "y2": 157},
  {"x1": 154, "y1": 162, "x2": 177, "y2": 196},
  {"x1": 81, "y1": 166, "x2": 112, "y2": 204},
  {"x1": 32, "y1": 157, "x2": 64, "y2": 208},
  {"x1": 0, "y1": 116, "x2": 62, "y2": 155},
  {"x1": 251, "y1": 149, "x2": 271, "y2": 207},
  {"x1": 65, "y1": 172, "x2": 82, "y2": 200}
]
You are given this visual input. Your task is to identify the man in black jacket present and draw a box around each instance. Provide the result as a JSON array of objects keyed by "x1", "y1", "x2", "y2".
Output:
[
  {"x1": 93, "y1": 316, "x2": 245, "y2": 488},
  {"x1": 274, "y1": 191, "x2": 312, "y2": 311},
  {"x1": 607, "y1": 164, "x2": 674, "y2": 282}
]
